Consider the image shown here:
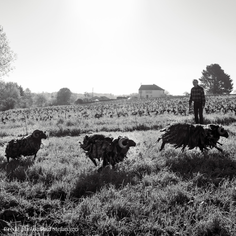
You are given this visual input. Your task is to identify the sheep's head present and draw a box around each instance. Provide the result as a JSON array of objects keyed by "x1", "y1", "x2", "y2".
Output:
[
  {"x1": 118, "y1": 137, "x2": 136, "y2": 149},
  {"x1": 81, "y1": 135, "x2": 89, "y2": 147},
  {"x1": 217, "y1": 126, "x2": 229, "y2": 138},
  {"x1": 209, "y1": 125, "x2": 229, "y2": 138},
  {"x1": 32, "y1": 130, "x2": 47, "y2": 139}
]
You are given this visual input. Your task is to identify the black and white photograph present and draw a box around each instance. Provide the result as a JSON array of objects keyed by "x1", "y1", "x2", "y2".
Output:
[{"x1": 1, "y1": 0, "x2": 236, "y2": 235}]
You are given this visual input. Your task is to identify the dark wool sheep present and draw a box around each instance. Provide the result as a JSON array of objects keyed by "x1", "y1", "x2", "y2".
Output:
[
  {"x1": 80, "y1": 134, "x2": 136, "y2": 170},
  {"x1": 5, "y1": 130, "x2": 47, "y2": 162},
  {"x1": 157, "y1": 123, "x2": 228, "y2": 152}
]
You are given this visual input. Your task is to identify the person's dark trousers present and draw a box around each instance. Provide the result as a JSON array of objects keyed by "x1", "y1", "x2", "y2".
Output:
[{"x1": 194, "y1": 102, "x2": 204, "y2": 124}]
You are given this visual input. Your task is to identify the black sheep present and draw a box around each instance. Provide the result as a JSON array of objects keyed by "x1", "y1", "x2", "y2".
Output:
[
  {"x1": 158, "y1": 123, "x2": 229, "y2": 152},
  {"x1": 80, "y1": 134, "x2": 136, "y2": 170},
  {"x1": 5, "y1": 130, "x2": 47, "y2": 162}
]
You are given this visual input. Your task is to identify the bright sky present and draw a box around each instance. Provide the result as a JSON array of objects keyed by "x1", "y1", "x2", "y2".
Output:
[{"x1": 0, "y1": 0, "x2": 236, "y2": 95}]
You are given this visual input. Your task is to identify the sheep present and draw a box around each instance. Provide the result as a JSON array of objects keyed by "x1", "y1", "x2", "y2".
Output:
[
  {"x1": 80, "y1": 134, "x2": 113, "y2": 166},
  {"x1": 5, "y1": 130, "x2": 47, "y2": 162},
  {"x1": 157, "y1": 123, "x2": 229, "y2": 152},
  {"x1": 80, "y1": 134, "x2": 136, "y2": 170}
]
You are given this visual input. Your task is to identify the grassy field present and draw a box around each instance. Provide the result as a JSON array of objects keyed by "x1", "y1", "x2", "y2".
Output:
[{"x1": 0, "y1": 102, "x2": 236, "y2": 235}]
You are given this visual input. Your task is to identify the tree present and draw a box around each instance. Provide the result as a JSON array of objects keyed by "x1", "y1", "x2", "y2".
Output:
[
  {"x1": 19, "y1": 88, "x2": 33, "y2": 108},
  {"x1": 164, "y1": 90, "x2": 171, "y2": 96},
  {"x1": 199, "y1": 64, "x2": 233, "y2": 95},
  {"x1": 0, "y1": 81, "x2": 20, "y2": 110},
  {"x1": 0, "y1": 26, "x2": 16, "y2": 78},
  {"x1": 183, "y1": 92, "x2": 190, "y2": 96},
  {"x1": 75, "y1": 98, "x2": 84, "y2": 104},
  {"x1": 56, "y1": 88, "x2": 72, "y2": 105},
  {"x1": 35, "y1": 94, "x2": 47, "y2": 107}
]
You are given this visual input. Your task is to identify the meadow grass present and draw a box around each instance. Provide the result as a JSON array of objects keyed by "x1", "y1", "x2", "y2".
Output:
[{"x1": 0, "y1": 112, "x2": 236, "y2": 235}]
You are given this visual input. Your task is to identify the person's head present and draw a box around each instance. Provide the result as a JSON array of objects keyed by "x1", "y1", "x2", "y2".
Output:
[{"x1": 192, "y1": 79, "x2": 198, "y2": 87}]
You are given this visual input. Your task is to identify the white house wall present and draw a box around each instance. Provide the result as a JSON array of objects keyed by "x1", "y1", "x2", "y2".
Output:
[{"x1": 139, "y1": 90, "x2": 165, "y2": 98}]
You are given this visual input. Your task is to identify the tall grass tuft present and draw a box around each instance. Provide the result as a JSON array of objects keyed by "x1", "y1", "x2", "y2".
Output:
[
  {"x1": 1, "y1": 104, "x2": 236, "y2": 234},
  {"x1": 195, "y1": 214, "x2": 231, "y2": 236},
  {"x1": 165, "y1": 151, "x2": 236, "y2": 181},
  {"x1": 71, "y1": 168, "x2": 137, "y2": 198},
  {"x1": 204, "y1": 114, "x2": 236, "y2": 125}
]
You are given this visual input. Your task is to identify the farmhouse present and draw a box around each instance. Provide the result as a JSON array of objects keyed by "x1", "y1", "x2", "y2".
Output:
[{"x1": 139, "y1": 84, "x2": 165, "y2": 98}]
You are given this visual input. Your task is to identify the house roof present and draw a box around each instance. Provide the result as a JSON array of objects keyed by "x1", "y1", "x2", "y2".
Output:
[{"x1": 139, "y1": 84, "x2": 164, "y2": 91}]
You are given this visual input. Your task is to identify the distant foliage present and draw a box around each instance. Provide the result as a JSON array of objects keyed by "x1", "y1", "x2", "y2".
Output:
[
  {"x1": 56, "y1": 87, "x2": 72, "y2": 105},
  {"x1": 0, "y1": 26, "x2": 16, "y2": 78},
  {"x1": 200, "y1": 64, "x2": 233, "y2": 95},
  {"x1": 0, "y1": 82, "x2": 43, "y2": 111},
  {"x1": 34, "y1": 93, "x2": 48, "y2": 107},
  {"x1": 0, "y1": 81, "x2": 20, "y2": 110},
  {"x1": 19, "y1": 88, "x2": 34, "y2": 108}
]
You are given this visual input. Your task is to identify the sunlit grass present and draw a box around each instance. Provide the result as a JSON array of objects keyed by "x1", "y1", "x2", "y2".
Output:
[{"x1": 0, "y1": 111, "x2": 236, "y2": 235}]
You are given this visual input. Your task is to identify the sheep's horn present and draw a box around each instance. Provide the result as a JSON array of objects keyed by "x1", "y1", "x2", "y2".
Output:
[
  {"x1": 32, "y1": 130, "x2": 40, "y2": 138},
  {"x1": 118, "y1": 137, "x2": 128, "y2": 149},
  {"x1": 217, "y1": 127, "x2": 225, "y2": 135}
]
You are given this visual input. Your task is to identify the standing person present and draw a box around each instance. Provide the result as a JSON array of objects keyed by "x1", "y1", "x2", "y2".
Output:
[{"x1": 189, "y1": 79, "x2": 205, "y2": 124}]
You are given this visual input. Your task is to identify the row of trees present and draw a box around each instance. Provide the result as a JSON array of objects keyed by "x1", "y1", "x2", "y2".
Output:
[
  {"x1": 0, "y1": 81, "x2": 75, "y2": 111},
  {"x1": 0, "y1": 81, "x2": 28, "y2": 110}
]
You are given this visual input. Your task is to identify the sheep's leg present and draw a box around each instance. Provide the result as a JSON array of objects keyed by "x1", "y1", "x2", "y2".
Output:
[
  {"x1": 214, "y1": 146, "x2": 223, "y2": 152},
  {"x1": 89, "y1": 157, "x2": 97, "y2": 166},
  {"x1": 181, "y1": 145, "x2": 186, "y2": 152},
  {"x1": 85, "y1": 151, "x2": 97, "y2": 166},
  {"x1": 102, "y1": 155, "x2": 109, "y2": 168},
  {"x1": 160, "y1": 141, "x2": 166, "y2": 151},
  {"x1": 97, "y1": 166, "x2": 103, "y2": 172}
]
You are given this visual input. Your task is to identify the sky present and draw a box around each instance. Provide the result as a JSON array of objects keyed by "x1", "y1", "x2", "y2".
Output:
[{"x1": 0, "y1": 0, "x2": 236, "y2": 96}]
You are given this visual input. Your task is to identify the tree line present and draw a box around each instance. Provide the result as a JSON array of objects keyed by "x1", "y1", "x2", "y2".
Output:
[{"x1": 0, "y1": 81, "x2": 76, "y2": 111}]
